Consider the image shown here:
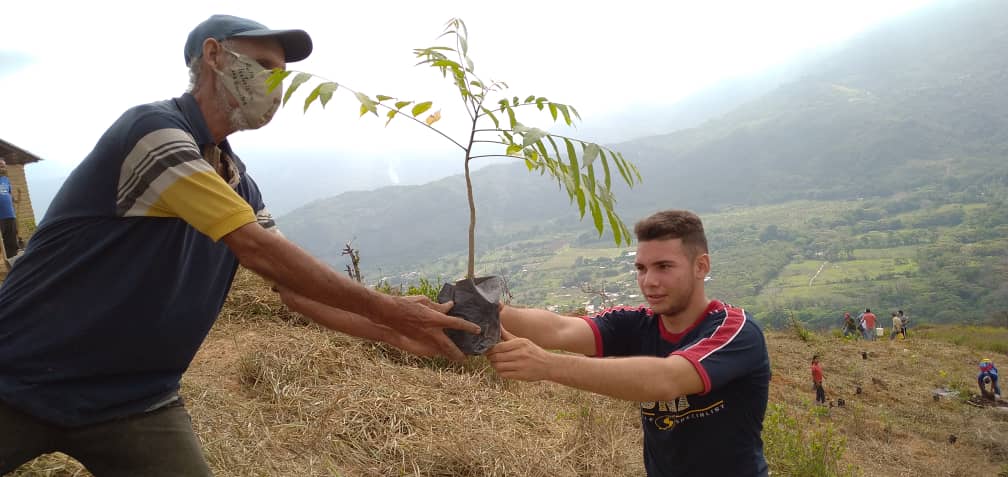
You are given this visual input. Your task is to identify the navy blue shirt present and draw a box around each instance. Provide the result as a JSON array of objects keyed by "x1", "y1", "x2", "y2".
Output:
[
  {"x1": 0, "y1": 94, "x2": 273, "y2": 427},
  {"x1": 584, "y1": 301, "x2": 771, "y2": 477}
]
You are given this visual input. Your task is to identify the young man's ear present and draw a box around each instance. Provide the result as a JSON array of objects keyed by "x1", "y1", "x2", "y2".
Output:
[{"x1": 695, "y1": 253, "x2": 711, "y2": 279}]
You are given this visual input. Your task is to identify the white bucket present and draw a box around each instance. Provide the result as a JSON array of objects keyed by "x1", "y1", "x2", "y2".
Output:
[{"x1": 875, "y1": 327, "x2": 884, "y2": 337}]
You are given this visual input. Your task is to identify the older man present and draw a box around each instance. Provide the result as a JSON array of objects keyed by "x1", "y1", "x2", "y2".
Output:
[{"x1": 0, "y1": 14, "x2": 478, "y2": 476}]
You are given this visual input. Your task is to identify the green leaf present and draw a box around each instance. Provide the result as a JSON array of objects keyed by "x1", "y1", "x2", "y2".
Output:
[
  {"x1": 303, "y1": 84, "x2": 323, "y2": 112},
  {"x1": 535, "y1": 97, "x2": 547, "y2": 111},
  {"x1": 376, "y1": 94, "x2": 394, "y2": 102},
  {"x1": 582, "y1": 143, "x2": 600, "y2": 166},
  {"x1": 545, "y1": 136, "x2": 563, "y2": 163},
  {"x1": 266, "y1": 69, "x2": 293, "y2": 94},
  {"x1": 506, "y1": 144, "x2": 523, "y2": 156},
  {"x1": 318, "y1": 82, "x2": 338, "y2": 108},
  {"x1": 460, "y1": 36, "x2": 469, "y2": 55},
  {"x1": 558, "y1": 104, "x2": 572, "y2": 126},
  {"x1": 569, "y1": 105, "x2": 582, "y2": 121},
  {"x1": 589, "y1": 198, "x2": 603, "y2": 235},
  {"x1": 480, "y1": 106, "x2": 500, "y2": 129},
  {"x1": 282, "y1": 72, "x2": 311, "y2": 106},
  {"x1": 512, "y1": 96, "x2": 519, "y2": 107},
  {"x1": 522, "y1": 128, "x2": 547, "y2": 148},
  {"x1": 524, "y1": 95, "x2": 536, "y2": 104},
  {"x1": 465, "y1": 57, "x2": 474, "y2": 72},
  {"x1": 411, "y1": 101, "x2": 433, "y2": 117},
  {"x1": 608, "y1": 209, "x2": 623, "y2": 245},
  {"x1": 354, "y1": 92, "x2": 378, "y2": 116},
  {"x1": 564, "y1": 138, "x2": 584, "y2": 215},
  {"x1": 385, "y1": 109, "x2": 397, "y2": 127},
  {"x1": 548, "y1": 103, "x2": 558, "y2": 121},
  {"x1": 394, "y1": 100, "x2": 412, "y2": 110},
  {"x1": 598, "y1": 149, "x2": 612, "y2": 189},
  {"x1": 524, "y1": 157, "x2": 536, "y2": 171}
]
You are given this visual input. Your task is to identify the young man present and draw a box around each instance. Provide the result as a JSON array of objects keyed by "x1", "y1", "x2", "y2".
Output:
[
  {"x1": 487, "y1": 210, "x2": 771, "y2": 477},
  {"x1": 889, "y1": 312, "x2": 903, "y2": 341},
  {"x1": 0, "y1": 15, "x2": 478, "y2": 476},
  {"x1": 811, "y1": 355, "x2": 826, "y2": 405}
]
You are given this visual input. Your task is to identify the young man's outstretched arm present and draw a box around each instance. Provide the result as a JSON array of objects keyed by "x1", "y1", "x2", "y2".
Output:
[{"x1": 490, "y1": 306, "x2": 704, "y2": 402}]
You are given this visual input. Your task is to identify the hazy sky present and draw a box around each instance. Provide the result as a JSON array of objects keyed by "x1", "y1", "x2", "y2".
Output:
[{"x1": 2, "y1": 0, "x2": 934, "y2": 209}]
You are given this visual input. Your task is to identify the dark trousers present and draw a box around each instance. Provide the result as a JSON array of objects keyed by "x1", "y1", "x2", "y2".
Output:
[
  {"x1": 0, "y1": 399, "x2": 212, "y2": 476},
  {"x1": 0, "y1": 218, "x2": 17, "y2": 259},
  {"x1": 814, "y1": 383, "x2": 826, "y2": 404}
]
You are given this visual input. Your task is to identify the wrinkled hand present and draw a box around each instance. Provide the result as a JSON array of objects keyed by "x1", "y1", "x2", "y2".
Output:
[
  {"x1": 383, "y1": 295, "x2": 481, "y2": 362},
  {"x1": 486, "y1": 327, "x2": 553, "y2": 381}
]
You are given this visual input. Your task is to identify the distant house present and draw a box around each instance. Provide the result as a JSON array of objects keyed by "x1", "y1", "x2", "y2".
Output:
[{"x1": 0, "y1": 138, "x2": 42, "y2": 272}]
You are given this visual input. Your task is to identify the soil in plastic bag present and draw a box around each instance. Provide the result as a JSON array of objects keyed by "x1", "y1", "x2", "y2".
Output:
[{"x1": 437, "y1": 276, "x2": 503, "y2": 355}]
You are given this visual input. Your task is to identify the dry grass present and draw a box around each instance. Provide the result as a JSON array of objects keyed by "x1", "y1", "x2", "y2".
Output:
[{"x1": 10, "y1": 269, "x2": 1008, "y2": 476}]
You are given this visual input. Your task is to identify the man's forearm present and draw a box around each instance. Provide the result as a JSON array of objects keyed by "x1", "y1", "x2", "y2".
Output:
[
  {"x1": 544, "y1": 353, "x2": 693, "y2": 402},
  {"x1": 281, "y1": 289, "x2": 389, "y2": 342},
  {"x1": 225, "y1": 223, "x2": 394, "y2": 322}
]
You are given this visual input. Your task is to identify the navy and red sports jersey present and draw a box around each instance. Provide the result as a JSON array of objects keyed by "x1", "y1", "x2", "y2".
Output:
[{"x1": 583, "y1": 300, "x2": 771, "y2": 477}]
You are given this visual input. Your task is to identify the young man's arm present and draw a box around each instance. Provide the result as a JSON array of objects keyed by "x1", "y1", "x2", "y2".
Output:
[
  {"x1": 223, "y1": 222, "x2": 480, "y2": 361},
  {"x1": 498, "y1": 304, "x2": 598, "y2": 356},
  {"x1": 487, "y1": 329, "x2": 704, "y2": 402}
]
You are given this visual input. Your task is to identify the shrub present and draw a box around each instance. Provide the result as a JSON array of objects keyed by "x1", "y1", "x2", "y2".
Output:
[{"x1": 763, "y1": 403, "x2": 857, "y2": 476}]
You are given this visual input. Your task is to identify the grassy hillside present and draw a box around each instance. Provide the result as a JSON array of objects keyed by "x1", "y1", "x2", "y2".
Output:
[{"x1": 12, "y1": 272, "x2": 1008, "y2": 476}]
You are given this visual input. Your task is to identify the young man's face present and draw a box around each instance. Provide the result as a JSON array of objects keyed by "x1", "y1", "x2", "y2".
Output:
[{"x1": 634, "y1": 238, "x2": 709, "y2": 316}]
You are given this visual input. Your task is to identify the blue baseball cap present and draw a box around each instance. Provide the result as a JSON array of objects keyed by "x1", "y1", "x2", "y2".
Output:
[{"x1": 184, "y1": 14, "x2": 313, "y2": 66}]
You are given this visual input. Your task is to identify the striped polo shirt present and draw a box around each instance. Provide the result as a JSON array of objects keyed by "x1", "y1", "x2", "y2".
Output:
[
  {"x1": 584, "y1": 301, "x2": 771, "y2": 477},
  {"x1": 0, "y1": 93, "x2": 274, "y2": 426}
]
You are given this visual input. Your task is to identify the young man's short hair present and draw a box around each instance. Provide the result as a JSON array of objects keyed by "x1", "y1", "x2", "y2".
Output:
[{"x1": 634, "y1": 209, "x2": 709, "y2": 258}]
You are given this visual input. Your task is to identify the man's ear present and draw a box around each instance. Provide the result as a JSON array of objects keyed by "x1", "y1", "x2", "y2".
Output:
[
  {"x1": 695, "y1": 253, "x2": 711, "y2": 279},
  {"x1": 202, "y1": 38, "x2": 224, "y2": 69}
]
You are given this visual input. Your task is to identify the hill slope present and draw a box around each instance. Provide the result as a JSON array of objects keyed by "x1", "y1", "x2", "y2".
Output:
[{"x1": 12, "y1": 272, "x2": 1007, "y2": 476}]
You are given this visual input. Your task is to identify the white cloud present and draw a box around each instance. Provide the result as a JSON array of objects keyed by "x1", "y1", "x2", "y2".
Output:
[{"x1": 1, "y1": 0, "x2": 935, "y2": 169}]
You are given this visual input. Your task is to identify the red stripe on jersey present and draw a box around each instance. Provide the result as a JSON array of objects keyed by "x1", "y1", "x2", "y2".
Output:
[
  {"x1": 580, "y1": 316, "x2": 604, "y2": 357},
  {"x1": 678, "y1": 304, "x2": 747, "y2": 364}
]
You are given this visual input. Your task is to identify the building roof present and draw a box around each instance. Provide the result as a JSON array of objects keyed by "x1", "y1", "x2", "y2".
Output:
[{"x1": 0, "y1": 138, "x2": 43, "y2": 165}]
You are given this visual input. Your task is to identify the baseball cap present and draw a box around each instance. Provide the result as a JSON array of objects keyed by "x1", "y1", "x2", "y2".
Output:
[{"x1": 184, "y1": 14, "x2": 313, "y2": 66}]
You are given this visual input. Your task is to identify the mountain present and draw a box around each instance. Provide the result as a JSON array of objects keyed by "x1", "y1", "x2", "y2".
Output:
[
  {"x1": 277, "y1": 0, "x2": 1008, "y2": 327},
  {"x1": 281, "y1": 0, "x2": 1008, "y2": 271}
]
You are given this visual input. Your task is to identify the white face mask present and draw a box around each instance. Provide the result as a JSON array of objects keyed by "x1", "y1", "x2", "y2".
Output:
[{"x1": 213, "y1": 47, "x2": 282, "y2": 130}]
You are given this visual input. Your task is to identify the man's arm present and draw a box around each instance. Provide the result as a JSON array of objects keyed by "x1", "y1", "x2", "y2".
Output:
[
  {"x1": 279, "y1": 287, "x2": 453, "y2": 358},
  {"x1": 222, "y1": 222, "x2": 480, "y2": 360},
  {"x1": 499, "y1": 304, "x2": 597, "y2": 356},
  {"x1": 487, "y1": 329, "x2": 704, "y2": 402}
]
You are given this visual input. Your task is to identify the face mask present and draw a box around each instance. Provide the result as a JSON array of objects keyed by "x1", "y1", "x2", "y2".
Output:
[{"x1": 213, "y1": 47, "x2": 282, "y2": 130}]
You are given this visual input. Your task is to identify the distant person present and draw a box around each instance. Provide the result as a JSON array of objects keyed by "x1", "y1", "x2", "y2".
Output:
[
  {"x1": 0, "y1": 158, "x2": 21, "y2": 260},
  {"x1": 0, "y1": 15, "x2": 479, "y2": 476},
  {"x1": 486, "y1": 210, "x2": 771, "y2": 477},
  {"x1": 898, "y1": 310, "x2": 909, "y2": 338},
  {"x1": 811, "y1": 355, "x2": 826, "y2": 406},
  {"x1": 842, "y1": 312, "x2": 858, "y2": 338},
  {"x1": 889, "y1": 312, "x2": 903, "y2": 341},
  {"x1": 861, "y1": 308, "x2": 877, "y2": 341},
  {"x1": 978, "y1": 359, "x2": 1001, "y2": 400}
]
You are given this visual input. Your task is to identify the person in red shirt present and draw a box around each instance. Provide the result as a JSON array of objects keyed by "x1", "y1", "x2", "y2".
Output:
[
  {"x1": 811, "y1": 355, "x2": 826, "y2": 405},
  {"x1": 861, "y1": 308, "x2": 877, "y2": 341}
]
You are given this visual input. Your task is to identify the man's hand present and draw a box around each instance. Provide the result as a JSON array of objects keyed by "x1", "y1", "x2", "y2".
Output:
[
  {"x1": 382, "y1": 295, "x2": 480, "y2": 362},
  {"x1": 486, "y1": 327, "x2": 555, "y2": 381}
]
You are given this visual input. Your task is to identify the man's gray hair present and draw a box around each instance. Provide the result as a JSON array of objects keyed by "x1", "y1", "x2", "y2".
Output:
[{"x1": 187, "y1": 39, "x2": 233, "y2": 93}]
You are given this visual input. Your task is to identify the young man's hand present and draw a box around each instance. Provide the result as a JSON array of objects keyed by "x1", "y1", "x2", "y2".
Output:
[{"x1": 486, "y1": 327, "x2": 554, "y2": 381}]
